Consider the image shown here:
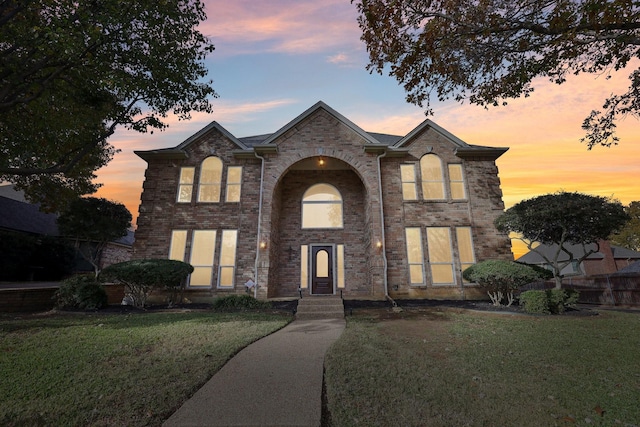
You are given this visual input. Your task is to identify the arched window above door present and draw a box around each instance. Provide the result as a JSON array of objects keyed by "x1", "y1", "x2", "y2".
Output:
[{"x1": 301, "y1": 183, "x2": 343, "y2": 229}]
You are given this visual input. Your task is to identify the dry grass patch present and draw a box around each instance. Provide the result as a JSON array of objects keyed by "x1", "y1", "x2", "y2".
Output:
[
  {"x1": 0, "y1": 310, "x2": 291, "y2": 426},
  {"x1": 325, "y1": 308, "x2": 640, "y2": 426}
]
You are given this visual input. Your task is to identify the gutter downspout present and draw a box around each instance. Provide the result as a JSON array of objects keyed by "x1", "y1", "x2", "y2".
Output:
[
  {"x1": 253, "y1": 151, "x2": 266, "y2": 299},
  {"x1": 376, "y1": 150, "x2": 397, "y2": 308}
]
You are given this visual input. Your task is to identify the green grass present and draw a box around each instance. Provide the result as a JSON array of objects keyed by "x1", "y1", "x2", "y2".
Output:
[
  {"x1": 325, "y1": 309, "x2": 640, "y2": 427},
  {"x1": 0, "y1": 310, "x2": 291, "y2": 426}
]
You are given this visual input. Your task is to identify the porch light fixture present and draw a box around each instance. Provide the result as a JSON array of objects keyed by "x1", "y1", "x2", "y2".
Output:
[
  {"x1": 259, "y1": 241, "x2": 267, "y2": 249},
  {"x1": 376, "y1": 240, "x2": 383, "y2": 249},
  {"x1": 318, "y1": 157, "x2": 325, "y2": 166}
]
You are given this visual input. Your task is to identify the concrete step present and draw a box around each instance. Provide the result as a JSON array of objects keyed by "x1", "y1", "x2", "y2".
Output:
[{"x1": 296, "y1": 297, "x2": 344, "y2": 320}]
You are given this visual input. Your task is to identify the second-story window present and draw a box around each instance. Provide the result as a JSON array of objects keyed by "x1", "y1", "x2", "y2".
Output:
[
  {"x1": 198, "y1": 157, "x2": 223, "y2": 203},
  {"x1": 177, "y1": 167, "x2": 195, "y2": 203},
  {"x1": 420, "y1": 154, "x2": 445, "y2": 200}
]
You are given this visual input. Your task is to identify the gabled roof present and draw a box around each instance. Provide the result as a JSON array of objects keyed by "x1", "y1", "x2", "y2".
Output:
[
  {"x1": 260, "y1": 101, "x2": 382, "y2": 146},
  {"x1": 393, "y1": 118, "x2": 508, "y2": 160},
  {"x1": 614, "y1": 260, "x2": 640, "y2": 274},
  {"x1": 0, "y1": 196, "x2": 59, "y2": 236},
  {"x1": 135, "y1": 121, "x2": 249, "y2": 162},
  {"x1": 517, "y1": 242, "x2": 640, "y2": 264}
]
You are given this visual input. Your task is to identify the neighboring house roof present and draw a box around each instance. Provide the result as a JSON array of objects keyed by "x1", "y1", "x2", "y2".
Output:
[
  {"x1": 0, "y1": 196, "x2": 59, "y2": 236},
  {"x1": 517, "y1": 242, "x2": 640, "y2": 263},
  {"x1": 614, "y1": 260, "x2": 640, "y2": 274},
  {"x1": 0, "y1": 192, "x2": 135, "y2": 247},
  {"x1": 0, "y1": 184, "x2": 27, "y2": 202}
]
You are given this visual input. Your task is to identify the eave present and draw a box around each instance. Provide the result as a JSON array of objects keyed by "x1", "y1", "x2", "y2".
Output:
[
  {"x1": 454, "y1": 147, "x2": 509, "y2": 160},
  {"x1": 134, "y1": 149, "x2": 188, "y2": 163}
]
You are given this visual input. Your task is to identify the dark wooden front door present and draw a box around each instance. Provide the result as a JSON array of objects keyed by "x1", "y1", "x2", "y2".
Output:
[{"x1": 311, "y1": 246, "x2": 333, "y2": 295}]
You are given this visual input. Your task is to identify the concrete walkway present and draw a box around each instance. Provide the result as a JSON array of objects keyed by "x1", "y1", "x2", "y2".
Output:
[{"x1": 163, "y1": 318, "x2": 346, "y2": 427}]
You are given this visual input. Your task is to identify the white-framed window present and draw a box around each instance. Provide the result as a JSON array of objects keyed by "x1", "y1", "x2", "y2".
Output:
[
  {"x1": 189, "y1": 230, "x2": 217, "y2": 287},
  {"x1": 169, "y1": 230, "x2": 187, "y2": 261},
  {"x1": 337, "y1": 244, "x2": 345, "y2": 288},
  {"x1": 456, "y1": 227, "x2": 476, "y2": 281},
  {"x1": 420, "y1": 154, "x2": 445, "y2": 200},
  {"x1": 225, "y1": 166, "x2": 243, "y2": 203},
  {"x1": 218, "y1": 230, "x2": 238, "y2": 288},
  {"x1": 300, "y1": 245, "x2": 308, "y2": 289},
  {"x1": 301, "y1": 183, "x2": 343, "y2": 229},
  {"x1": 448, "y1": 164, "x2": 467, "y2": 200},
  {"x1": 405, "y1": 227, "x2": 425, "y2": 285},
  {"x1": 198, "y1": 156, "x2": 223, "y2": 203},
  {"x1": 400, "y1": 164, "x2": 418, "y2": 201},
  {"x1": 427, "y1": 227, "x2": 454, "y2": 284},
  {"x1": 177, "y1": 167, "x2": 195, "y2": 203}
]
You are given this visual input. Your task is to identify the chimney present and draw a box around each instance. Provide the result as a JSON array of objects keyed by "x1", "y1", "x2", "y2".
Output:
[{"x1": 598, "y1": 239, "x2": 617, "y2": 274}]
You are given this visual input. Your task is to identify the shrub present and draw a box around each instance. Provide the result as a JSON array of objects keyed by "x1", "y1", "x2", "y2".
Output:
[
  {"x1": 519, "y1": 289, "x2": 581, "y2": 314},
  {"x1": 519, "y1": 290, "x2": 551, "y2": 314},
  {"x1": 462, "y1": 260, "x2": 548, "y2": 306},
  {"x1": 99, "y1": 259, "x2": 193, "y2": 308},
  {"x1": 54, "y1": 275, "x2": 108, "y2": 310},
  {"x1": 212, "y1": 295, "x2": 271, "y2": 310}
]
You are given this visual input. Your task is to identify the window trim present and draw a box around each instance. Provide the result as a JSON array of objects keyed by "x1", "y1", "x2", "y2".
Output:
[
  {"x1": 301, "y1": 183, "x2": 344, "y2": 229},
  {"x1": 197, "y1": 156, "x2": 223, "y2": 203},
  {"x1": 400, "y1": 164, "x2": 418, "y2": 201},
  {"x1": 420, "y1": 154, "x2": 446, "y2": 200},
  {"x1": 225, "y1": 166, "x2": 243, "y2": 203},
  {"x1": 405, "y1": 227, "x2": 426, "y2": 286},
  {"x1": 176, "y1": 167, "x2": 195, "y2": 203}
]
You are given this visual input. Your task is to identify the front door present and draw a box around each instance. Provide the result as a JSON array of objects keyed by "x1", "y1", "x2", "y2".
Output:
[{"x1": 311, "y1": 245, "x2": 334, "y2": 295}]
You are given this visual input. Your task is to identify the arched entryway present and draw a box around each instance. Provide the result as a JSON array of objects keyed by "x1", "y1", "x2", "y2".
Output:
[{"x1": 267, "y1": 156, "x2": 370, "y2": 298}]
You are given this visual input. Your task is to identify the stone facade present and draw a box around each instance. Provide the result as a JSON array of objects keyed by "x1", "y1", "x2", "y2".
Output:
[{"x1": 133, "y1": 102, "x2": 512, "y2": 301}]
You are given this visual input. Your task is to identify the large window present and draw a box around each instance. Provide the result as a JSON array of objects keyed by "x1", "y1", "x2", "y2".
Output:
[
  {"x1": 225, "y1": 166, "x2": 243, "y2": 203},
  {"x1": 400, "y1": 164, "x2": 418, "y2": 201},
  {"x1": 177, "y1": 167, "x2": 195, "y2": 203},
  {"x1": 198, "y1": 156, "x2": 223, "y2": 202},
  {"x1": 169, "y1": 230, "x2": 187, "y2": 260},
  {"x1": 301, "y1": 184, "x2": 343, "y2": 229},
  {"x1": 448, "y1": 164, "x2": 466, "y2": 200},
  {"x1": 218, "y1": 230, "x2": 238, "y2": 288},
  {"x1": 456, "y1": 227, "x2": 476, "y2": 280},
  {"x1": 405, "y1": 227, "x2": 425, "y2": 285},
  {"x1": 189, "y1": 230, "x2": 217, "y2": 287},
  {"x1": 420, "y1": 154, "x2": 445, "y2": 200},
  {"x1": 170, "y1": 229, "x2": 239, "y2": 288},
  {"x1": 427, "y1": 227, "x2": 454, "y2": 284}
]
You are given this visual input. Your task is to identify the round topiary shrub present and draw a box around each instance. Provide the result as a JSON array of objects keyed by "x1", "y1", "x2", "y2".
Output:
[
  {"x1": 99, "y1": 259, "x2": 194, "y2": 308},
  {"x1": 54, "y1": 275, "x2": 108, "y2": 310},
  {"x1": 462, "y1": 260, "x2": 549, "y2": 306}
]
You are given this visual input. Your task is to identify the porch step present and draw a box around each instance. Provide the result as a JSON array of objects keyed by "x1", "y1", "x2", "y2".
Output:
[{"x1": 296, "y1": 296, "x2": 344, "y2": 320}]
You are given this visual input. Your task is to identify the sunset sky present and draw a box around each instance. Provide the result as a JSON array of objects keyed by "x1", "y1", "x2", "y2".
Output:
[{"x1": 93, "y1": 0, "x2": 640, "y2": 258}]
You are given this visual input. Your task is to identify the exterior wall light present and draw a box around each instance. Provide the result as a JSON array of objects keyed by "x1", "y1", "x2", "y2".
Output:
[
  {"x1": 318, "y1": 157, "x2": 325, "y2": 166},
  {"x1": 259, "y1": 241, "x2": 267, "y2": 249},
  {"x1": 376, "y1": 240, "x2": 383, "y2": 249}
]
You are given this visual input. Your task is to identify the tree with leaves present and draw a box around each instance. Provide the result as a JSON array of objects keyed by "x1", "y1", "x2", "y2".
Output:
[
  {"x1": 354, "y1": 0, "x2": 640, "y2": 147},
  {"x1": 57, "y1": 197, "x2": 132, "y2": 277},
  {"x1": 609, "y1": 201, "x2": 640, "y2": 250},
  {"x1": 494, "y1": 192, "x2": 629, "y2": 288},
  {"x1": 0, "y1": 0, "x2": 216, "y2": 211}
]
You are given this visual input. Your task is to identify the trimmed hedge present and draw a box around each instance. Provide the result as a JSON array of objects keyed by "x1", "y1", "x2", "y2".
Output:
[
  {"x1": 54, "y1": 275, "x2": 108, "y2": 310},
  {"x1": 99, "y1": 259, "x2": 193, "y2": 307},
  {"x1": 519, "y1": 289, "x2": 580, "y2": 314},
  {"x1": 212, "y1": 295, "x2": 271, "y2": 310}
]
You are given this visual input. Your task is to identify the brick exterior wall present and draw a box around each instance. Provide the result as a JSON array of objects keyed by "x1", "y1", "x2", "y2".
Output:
[{"x1": 133, "y1": 104, "x2": 512, "y2": 301}]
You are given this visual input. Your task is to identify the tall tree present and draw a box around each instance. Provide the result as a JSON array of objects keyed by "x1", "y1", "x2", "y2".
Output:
[
  {"x1": 354, "y1": 0, "x2": 640, "y2": 147},
  {"x1": 494, "y1": 192, "x2": 629, "y2": 288},
  {"x1": 610, "y1": 201, "x2": 640, "y2": 250},
  {"x1": 57, "y1": 197, "x2": 132, "y2": 277},
  {"x1": 0, "y1": 0, "x2": 216, "y2": 211}
]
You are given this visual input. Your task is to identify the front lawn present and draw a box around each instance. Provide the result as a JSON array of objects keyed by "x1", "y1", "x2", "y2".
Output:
[
  {"x1": 0, "y1": 310, "x2": 291, "y2": 426},
  {"x1": 325, "y1": 308, "x2": 640, "y2": 426}
]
